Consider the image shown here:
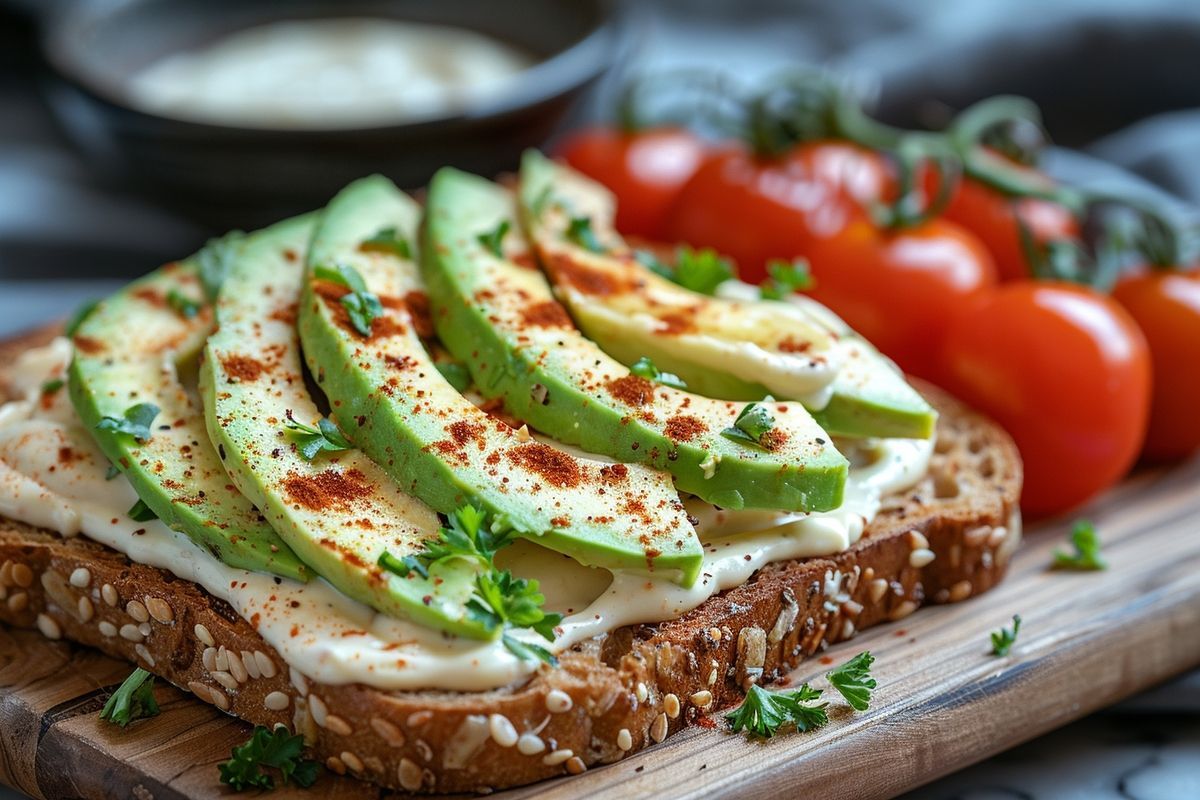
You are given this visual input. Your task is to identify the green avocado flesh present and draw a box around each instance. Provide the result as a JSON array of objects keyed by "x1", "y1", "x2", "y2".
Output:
[
  {"x1": 298, "y1": 176, "x2": 702, "y2": 585},
  {"x1": 422, "y1": 168, "x2": 849, "y2": 513},
  {"x1": 68, "y1": 260, "x2": 307, "y2": 580},
  {"x1": 200, "y1": 214, "x2": 489, "y2": 638},
  {"x1": 517, "y1": 150, "x2": 937, "y2": 440}
]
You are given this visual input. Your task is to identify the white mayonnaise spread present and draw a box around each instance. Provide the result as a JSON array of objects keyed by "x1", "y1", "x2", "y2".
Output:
[
  {"x1": 124, "y1": 18, "x2": 534, "y2": 129},
  {"x1": 0, "y1": 340, "x2": 931, "y2": 692}
]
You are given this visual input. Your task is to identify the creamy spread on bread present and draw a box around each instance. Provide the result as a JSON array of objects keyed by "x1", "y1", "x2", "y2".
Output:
[{"x1": 0, "y1": 338, "x2": 931, "y2": 691}]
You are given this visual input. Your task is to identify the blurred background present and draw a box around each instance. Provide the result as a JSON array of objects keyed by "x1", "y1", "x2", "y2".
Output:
[{"x1": 0, "y1": 1, "x2": 1198, "y2": 796}]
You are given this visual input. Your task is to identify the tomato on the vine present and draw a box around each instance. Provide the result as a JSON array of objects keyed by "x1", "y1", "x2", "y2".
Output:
[
  {"x1": 801, "y1": 216, "x2": 997, "y2": 383},
  {"x1": 939, "y1": 282, "x2": 1151, "y2": 517},
  {"x1": 662, "y1": 141, "x2": 888, "y2": 283},
  {"x1": 940, "y1": 173, "x2": 1080, "y2": 282},
  {"x1": 555, "y1": 127, "x2": 708, "y2": 238},
  {"x1": 1112, "y1": 267, "x2": 1200, "y2": 463}
]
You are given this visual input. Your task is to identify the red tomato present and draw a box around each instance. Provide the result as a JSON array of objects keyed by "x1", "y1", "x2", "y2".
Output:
[
  {"x1": 939, "y1": 282, "x2": 1151, "y2": 518},
  {"x1": 556, "y1": 127, "x2": 708, "y2": 238},
  {"x1": 662, "y1": 141, "x2": 888, "y2": 283},
  {"x1": 941, "y1": 175, "x2": 1080, "y2": 282},
  {"x1": 802, "y1": 217, "x2": 998, "y2": 383},
  {"x1": 1112, "y1": 268, "x2": 1200, "y2": 463}
]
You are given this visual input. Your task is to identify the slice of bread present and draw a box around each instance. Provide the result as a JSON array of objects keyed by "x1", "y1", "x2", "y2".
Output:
[{"x1": 0, "y1": 328, "x2": 1021, "y2": 794}]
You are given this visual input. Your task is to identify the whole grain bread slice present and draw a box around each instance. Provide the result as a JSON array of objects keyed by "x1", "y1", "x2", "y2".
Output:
[{"x1": 0, "y1": 327, "x2": 1021, "y2": 794}]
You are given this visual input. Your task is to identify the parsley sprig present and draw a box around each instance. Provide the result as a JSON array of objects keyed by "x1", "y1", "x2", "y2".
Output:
[
  {"x1": 99, "y1": 668, "x2": 160, "y2": 727},
  {"x1": 41, "y1": 378, "x2": 64, "y2": 396},
  {"x1": 725, "y1": 651, "x2": 876, "y2": 738},
  {"x1": 726, "y1": 684, "x2": 828, "y2": 737},
  {"x1": 990, "y1": 614, "x2": 1022, "y2": 656},
  {"x1": 378, "y1": 506, "x2": 563, "y2": 664},
  {"x1": 314, "y1": 263, "x2": 383, "y2": 337},
  {"x1": 826, "y1": 651, "x2": 876, "y2": 711},
  {"x1": 477, "y1": 220, "x2": 510, "y2": 258},
  {"x1": 1052, "y1": 519, "x2": 1106, "y2": 571},
  {"x1": 219, "y1": 726, "x2": 319, "y2": 792},
  {"x1": 720, "y1": 402, "x2": 776, "y2": 449},
  {"x1": 566, "y1": 216, "x2": 606, "y2": 254},
  {"x1": 283, "y1": 410, "x2": 353, "y2": 461},
  {"x1": 630, "y1": 356, "x2": 688, "y2": 390},
  {"x1": 360, "y1": 226, "x2": 412, "y2": 259},
  {"x1": 760, "y1": 258, "x2": 815, "y2": 300},
  {"x1": 96, "y1": 402, "x2": 161, "y2": 443},
  {"x1": 196, "y1": 230, "x2": 246, "y2": 302},
  {"x1": 128, "y1": 499, "x2": 158, "y2": 522},
  {"x1": 167, "y1": 289, "x2": 203, "y2": 319},
  {"x1": 636, "y1": 246, "x2": 735, "y2": 295}
]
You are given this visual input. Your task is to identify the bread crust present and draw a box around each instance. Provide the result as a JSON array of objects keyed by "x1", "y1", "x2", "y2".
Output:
[{"x1": 0, "y1": 328, "x2": 1021, "y2": 793}]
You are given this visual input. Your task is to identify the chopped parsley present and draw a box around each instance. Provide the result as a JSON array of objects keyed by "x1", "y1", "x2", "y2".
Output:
[
  {"x1": 637, "y1": 246, "x2": 735, "y2": 295},
  {"x1": 1052, "y1": 519, "x2": 1107, "y2": 571},
  {"x1": 166, "y1": 289, "x2": 203, "y2": 319},
  {"x1": 218, "y1": 725, "x2": 319, "y2": 792},
  {"x1": 565, "y1": 216, "x2": 605, "y2": 254},
  {"x1": 725, "y1": 683, "x2": 828, "y2": 738},
  {"x1": 283, "y1": 411, "x2": 353, "y2": 461},
  {"x1": 630, "y1": 356, "x2": 688, "y2": 390},
  {"x1": 65, "y1": 299, "x2": 100, "y2": 338},
  {"x1": 720, "y1": 402, "x2": 776, "y2": 449},
  {"x1": 313, "y1": 263, "x2": 383, "y2": 337},
  {"x1": 760, "y1": 258, "x2": 814, "y2": 300},
  {"x1": 127, "y1": 499, "x2": 157, "y2": 522},
  {"x1": 476, "y1": 220, "x2": 510, "y2": 258},
  {"x1": 434, "y1": 360, "x2": 473, "y2": 393},
  {"x1": 40, "y1": 378, "x2": 64, "y2": 395},
  {"x1": 990, "y1": 614, "x2": 1022, "y2": 656},
  {"x1": 96, "y1": 402, "x2": 161, "y2": 443},
  {"x1": 826, "y1": 651, "x2": 876, "y2": 711},
  {"x1": 360, "y1": 226, "x2": 412, "y2": 259},
  {"x1": 378, "y1": 505, "x2": 562, "y2": 665},
  {"x1": 105, "y1": 463, "x2": 121, "y2": 481},
  {"x1": 196, "y1": 230, "x2": 246, "y2": 302},
  {"x1": 99, "y1": 668, "x2": 160, "y2": 727}
]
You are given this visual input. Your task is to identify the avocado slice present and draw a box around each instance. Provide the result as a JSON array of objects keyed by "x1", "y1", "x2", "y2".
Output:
[
  {"x1": 517, "y1": 150, "x2": 937, "y2": 440},
  {"x1": 200, "y1": 213, "x2": 488, "y2": 638},
  {"x1": 69, "y1": 259, "x2": 307, "y2": 580},
  {"x1": 422, "y1": 168, "x2": 849, "y2": 513},
  {"x1": 298, "y1": 176, "x2": 703, "y2": 584}
]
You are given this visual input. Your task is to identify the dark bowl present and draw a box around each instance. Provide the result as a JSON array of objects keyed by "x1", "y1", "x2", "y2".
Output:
[{"x1": 37, "y1": 0, "x2": 623, "y2": 230}]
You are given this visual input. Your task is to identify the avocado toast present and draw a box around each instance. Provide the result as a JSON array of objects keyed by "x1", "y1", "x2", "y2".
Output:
[{"x1": 0, "y1": 158, "x2": 1022, "y2": 794}]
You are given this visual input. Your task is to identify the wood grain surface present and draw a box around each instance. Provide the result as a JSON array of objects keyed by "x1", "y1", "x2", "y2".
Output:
[{"x1": 0, "y1": 327, "x2": 1197, "y2": 800}]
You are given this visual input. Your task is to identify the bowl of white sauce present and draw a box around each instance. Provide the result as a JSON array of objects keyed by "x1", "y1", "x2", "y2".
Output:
[{"x1": 35, "y1": 0, "x2": 623, "y2": 228}]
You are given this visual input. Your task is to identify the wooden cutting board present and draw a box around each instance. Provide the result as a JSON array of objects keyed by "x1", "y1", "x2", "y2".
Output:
[{"x1": 0, "y1": 330, "x2": 1198, "y2": 800}]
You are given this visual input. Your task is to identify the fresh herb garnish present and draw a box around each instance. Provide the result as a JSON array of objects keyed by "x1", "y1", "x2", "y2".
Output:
[
  {"x1": 565, "y1": 216, "x2": 606, "y2": 254},
  {"x1": 477, "y1": 220, "x2": 510, "y2": 258},
  {"x1": 434, "y1": 360, "x2": 473, "y2": 393},
  {"x1": 720, "y1": 402, "x2": 776, "y2": 449},
  {"x1": 378, "y1": 505, "x2": 563, "y2": 664},
  {"x1": 105, "y1": 464, "x2": 121, "y2": 481},
  {"x1": 360, "y1": 226, "x2": 412, "y2": 259},
  {"x1": 96, "y1": 402, "x2": 161, "y2": 442},
  {"x1": 760, "y1": 258, "x2": 815, "y2": 300},
  {"x1": 637, "y1": 246, "x2": 735, "y2": 296},
  {"x1": 65, "y1": 299, "x2": 100, "y2": 338},
  {"x1": 1052, "y1": 519, "x2": 1107, "y2": 571},
  {"x1": 99, "y1": 668, "x2": 160, "y2": 727},
  {"x1": 218, "y1": 725, "x2": 319, "y2": 792},
  {"x1": 990, "y1": 614, "x2": 1022, "y2": 656},
  {"x1": 283, "y1": 411, "x2": 353, "y2": 461},
  {"x1": 196, "y1": 230, "x2": 246, "y2": 303},
  {"x1": 40, "y1": 378, "x2": 64, "y2": 395},
  {"x1": 826, "y1": 651, "x2": 876, "y2": 711},
  {"x1": 725, "y1": 683, "x2": 829, "y2": 738},
  {"x1": 128, "y1": 499, "x2": 157, "y2": 522},
  {"x1": 630, "y1": 356, "x2": 688, "y2": 390},
  {"x1": 314, "y1": 263, "x2": 383, "y2": 337},
  {"x1": 166, "y1": 289, "x2": 203, "y2": 319}
]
